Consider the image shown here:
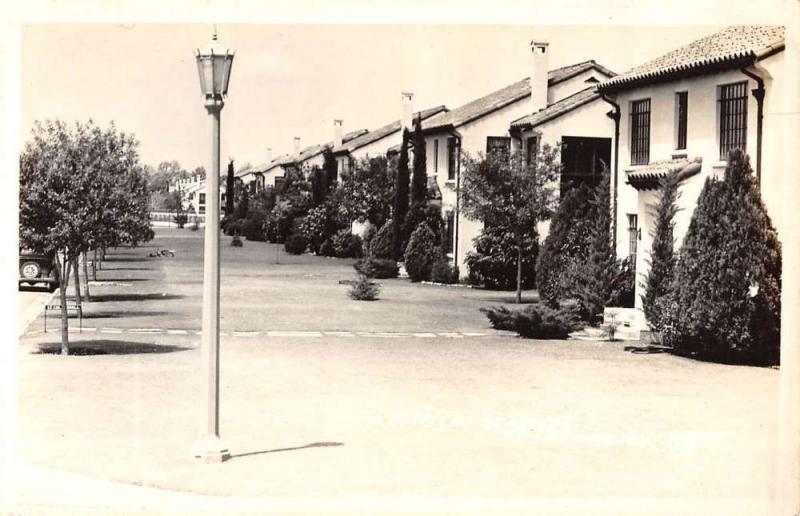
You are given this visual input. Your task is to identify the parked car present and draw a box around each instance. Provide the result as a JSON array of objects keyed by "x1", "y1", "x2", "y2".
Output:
[{"x1": 19, "y1": 250, "x2": 60, "y2": 292}]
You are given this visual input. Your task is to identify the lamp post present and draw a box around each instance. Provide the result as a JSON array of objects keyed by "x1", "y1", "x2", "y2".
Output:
[{"x1": 192, "y1": 30, "x2": 234, "y2": 463}]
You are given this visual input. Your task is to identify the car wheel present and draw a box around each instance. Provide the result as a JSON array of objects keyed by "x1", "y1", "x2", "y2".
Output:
[{"x1": 20, "y1": 261, "x2": 41, "y2": 280}]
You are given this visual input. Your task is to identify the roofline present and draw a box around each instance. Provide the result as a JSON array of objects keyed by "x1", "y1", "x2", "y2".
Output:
[
  {"x1": 598, "y1": 40, "x2": 785, "y2": 93},
  {"x1": 333, "y1": 106, "x2": 447, "y2": 155},
  {"x1": 422, "y1": 92, "x2": 529, "y2": 135},
  {"x1": 510, "y1": 88, "x2": 601, "y2": 130}
]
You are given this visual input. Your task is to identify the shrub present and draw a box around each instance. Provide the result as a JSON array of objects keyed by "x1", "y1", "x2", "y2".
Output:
[
  {"x1": 242, "y1": 217, "x2": 266, "y2": 241},
  {"x1": 190, "y1": 220, "x2": 199, "y2": 231},
  {"x1": 299, "y1": 205, "x2": 335, "y2": 254},
  {"x1": 354, "y1": 258, "x2": 399, "y2": 279},
  {"x1": 665, "y1": 150, "x2": 781, "y2": 365},
  {"x1": 404, "y1": 223, "x2": 439, "y2": 282},
  {"x1": 348, "y1": 273, "x2": 380, "y2": 301},
  {"x1": 431, "y1": 259, "x2": 459, "y2": 284},
  {"x1": 221, "y1": 215, "x2": 235, "y2": 233},
  {"x1": 319, "y1": 239, "x2": 335, "y2": 257},
  {"x1": 370, "y1": 220, "x2": 394, "y2": 259},
  {"x1": 361, "y1": 224, "x2": 377, "y2": 257},
  {"x1": 536, "y1": 184, "x2": 595, "y2": 305},
  {"x1": 284, "y1": 234, "x2": 308, "y2": 255},
  {"x1": 466, "y1": 226, "x2": 537, "y2": 290},
  {"x1": 642, "y1": 172, "x2": 681, "y2": 330},
  {"x1": 606, "y1": 257, "x2": 635, "y2": 308},
  {"x1": 231, "y1": 235, "x2": 243, "y2": 247},
  {"x1": 403, "y1": 202, "x2": 444, "y2": 250},
  {"x1": 481, "y1": 304, "x2": 582, "y2": 339},
  {"x1": 332, "y1": 229, "x2": 364, "y2": 259},
  {"x1": 223, "y1": 219, "x2": 242, "y2": 237}
]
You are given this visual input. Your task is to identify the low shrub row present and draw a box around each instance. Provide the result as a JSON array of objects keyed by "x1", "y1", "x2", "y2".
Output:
[{"x1": 481, "y1": 304, "x2": 583, "y2": 339}]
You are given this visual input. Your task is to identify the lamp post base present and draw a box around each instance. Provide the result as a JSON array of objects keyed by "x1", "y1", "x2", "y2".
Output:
[{"x1": 192, "y1": 434, "x2": 230, "y2": 463}]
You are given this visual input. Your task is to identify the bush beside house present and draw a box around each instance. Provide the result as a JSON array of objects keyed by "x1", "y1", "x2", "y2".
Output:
[{"x1": 404, "y1": 223, "x2": 439, "y2": 282}]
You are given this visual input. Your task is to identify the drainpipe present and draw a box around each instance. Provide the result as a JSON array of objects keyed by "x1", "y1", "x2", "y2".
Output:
[
  {"x1": 447, "y1": 128, "x2": 463, "y2": 270},
  {"x1": 740, "y1": 67, "x2": 765, "y2": 184},
  {"x1": 600, "y1": 93, "x2": 621, "y2": 259}
]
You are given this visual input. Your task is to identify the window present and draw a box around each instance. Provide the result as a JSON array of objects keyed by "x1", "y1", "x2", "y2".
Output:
[
  {"x1": 676, "y1": 91, "x2": 688, "y2": 150},
  {"x1": 718, "y1": 81, "x2": 748, "y2": 160},
  {"x1": 627, "y1": 214, "x2": 638, "y2": 262},
  {"x1": 447, "y1": 137, "x2": 458, "y2": 181},
  {"x1": 486, "y1": 136, "x2": 511, "y2": 156},
  {"x1": 199, "y1": 193, "x2": 206, "y2": 204},
  {"x1": 630, "y1": 98, "x2": 650, "y2": 165},
  {"x1": 560, "y1": 136, "x2": 611, "y2": 193},
  {"x1": 433, "y1": 140, "x2": 439, "y2": 173},
  {"x1": 444, "y1": 211, "x2": 455, "y2": 255},
  {"x1": 525, "y1": 136, "x2": 539, "y2": 166}
]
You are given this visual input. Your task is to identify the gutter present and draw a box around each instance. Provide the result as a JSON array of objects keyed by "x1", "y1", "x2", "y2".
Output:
[
  {"x1": 740, "y1": 66, "x2": 765, "y2": 183},
  {"x1": 600, "y1": 93, "x2": 621, "y2": 259}
]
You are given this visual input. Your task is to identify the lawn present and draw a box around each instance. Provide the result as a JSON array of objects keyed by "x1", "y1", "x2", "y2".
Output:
[{"x1": 14, "y1": 228, "x2": 780, "y2": 511}]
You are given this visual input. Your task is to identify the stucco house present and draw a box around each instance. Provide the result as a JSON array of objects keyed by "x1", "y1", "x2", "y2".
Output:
[
  {"x1": 596, "y1": 25, "x2": 786, "y2": 330},
  {"x1": 290, "y1": 125, "x2": 368, "y2": 179},
  {"x1": 332, "y1": 97, "x2": 448, "y2": 175},
  {"x1": 414, "y1": 42, "x2": 616, "y2": 275}
]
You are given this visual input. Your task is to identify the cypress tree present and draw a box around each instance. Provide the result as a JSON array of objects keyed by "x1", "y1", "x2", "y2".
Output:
[
  {"x1": 391, "y1": 129, "x2": 411, "y2": 260},
  {"x1": 322, "y1": 148, "x2": 338, "y2": 189},
  {"x1": 410, "y1": 115, "x2": 427, "y2": 205},
  {"x1": 641, "y1": 171, "x2": 680, "y2": 331},
  {"x1": 665, "y1": 150, "x2": 781, "y2": 364},
  {"x1": 226, "y1": 159, "x2": 235, "y2": 217}
]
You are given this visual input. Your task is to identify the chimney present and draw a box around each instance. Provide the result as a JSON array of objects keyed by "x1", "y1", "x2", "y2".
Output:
[
  {"x1": 530, "y1": 40, "x2": 549, "y2": 113},
  {"x1": 333, "y1": 119, "x2": 343, "y2": 148},
  {"x1": 401, "y1": 92, "x2": 414, "y2": 131},
  {"x1": 266, "y1": 147, "x2": 272, "y2": 163},
  {"x1": 293, "y1": 136, "x2": 301, "y2": 155}
]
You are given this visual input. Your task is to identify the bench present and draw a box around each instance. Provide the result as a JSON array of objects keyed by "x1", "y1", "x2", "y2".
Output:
[{"x1": 44, "y1": 303, "x2": 83, "y2": 333}]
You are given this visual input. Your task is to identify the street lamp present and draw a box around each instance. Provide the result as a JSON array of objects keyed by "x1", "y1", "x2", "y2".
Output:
[{"x1": 192, "y1": 30, "x2": 234, "y2": 463}]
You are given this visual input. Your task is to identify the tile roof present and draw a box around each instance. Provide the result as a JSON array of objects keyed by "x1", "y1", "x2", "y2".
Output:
[
  {"x1": 293, "y1": 129, "x2": 369, "y2": 163},
  {"x1": 599, "y1": 25, "x2": 785, "y2": 92},
  {"x1": 422, "y1": 60, "x2": 615, "y2": 132},
  {"x1": 332, "y1": 106, "x2": 448, "y2": 155},
  {"x1": 510, "y1": 87, "x2": 600, "y2": 129},
  {"x1": 626, "y1": 156, "x2": 702, "y2": 190}
]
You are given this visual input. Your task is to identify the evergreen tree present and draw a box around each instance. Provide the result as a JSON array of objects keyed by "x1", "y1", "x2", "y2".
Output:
[
  {"x1": 234, "y1": 188, "x2": 249, "y2": 220},
  {"x1": 410, "y1": 115, "x2": 427, "y2": 205},
  {"x1": 322, "y1": 148, "x2": 338, "y2": 188},
  {"x1": 664, "y1": 150, "x2": 781, "y2": 364},
  {"x1": 404, "y1": 223, "x2": 439, "y2": 282},
  {"x1": 226, "y1": 158, "x2": 235, "y2": 216},
  {"x1": 391, "y1": 129, "x2": 411, "y2": 260},
  {"x1": 536, "y1": 183, "x2": 595, "y2": 306},
  {"x1": 641, "y1": 171, "x2": 680, "y2": 331}
]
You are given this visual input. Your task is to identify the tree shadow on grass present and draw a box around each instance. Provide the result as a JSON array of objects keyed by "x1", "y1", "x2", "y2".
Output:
[
  {"x1": 104, "y1": 267, "x2": 151, "y2": 272},
  {"x1": 34, "y1": 340, "x2": 190, "y2": 355},
  {"x1": 229, "y1": 442, "x2": 344, "y2": 460},
  {"x1": 103, "y1": 257, "x2": 146, "y2": 262},
  {"x1": 90, "y1": 293, "x2": 185, "y2": 302},
  {"x1": 475, "y1": 295, "x2": 540, "y2": 304},
  {"x1": 92, "y1": 277, "x2": 151, "y2": 282},
  {"x1": 83, "y1": 310, "x2": 169, "y2": 319}
]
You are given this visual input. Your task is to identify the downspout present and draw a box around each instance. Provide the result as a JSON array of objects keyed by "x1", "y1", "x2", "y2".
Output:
[
  {"x1": 600, "y1": 93, "x2": 621, "y2": 259},
  {"x1": 447, "y1": 128, "x2": 463, "y2": 270},
  {"x1": 740, "y1": 66, "x2": 765, "y2": 184}
]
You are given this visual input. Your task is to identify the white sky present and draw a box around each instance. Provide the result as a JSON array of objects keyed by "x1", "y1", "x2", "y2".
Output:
[{"x1": 21, "y1": 23, "x2": 724, "y2": 173}]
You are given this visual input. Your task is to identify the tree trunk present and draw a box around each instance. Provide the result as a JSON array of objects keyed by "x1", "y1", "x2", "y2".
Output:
[
  {"x1": 516, "y1": 242, "x2": 523, "y2": 304},
  {"x1": 58, "y1": 256, "x2": 71, "y2": 355},
  {"x1": 92, "y1": 248, "x2": 97, "y2": 280},
  {"x1": 72, "y1": 258, "x2": 83, "y2": 310},
  {"x1": 82, "y1": 252, "x2": 91, "y2": 301}
]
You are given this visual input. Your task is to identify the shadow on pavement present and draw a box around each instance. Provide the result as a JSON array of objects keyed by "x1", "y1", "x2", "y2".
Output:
[
  {"x1": 92, "y1": 278, "x2": 151, "y2": 282},
  {"x1": 103, "y1": 257, "x2": 147, "y2": 262},
  {"x1": 104, "y1": 267, "x2": 151, "y2": 271},
  {"x1": 82, "y1": 310, "x2": 170, "y2": 319},
  {"x1": 34, "y1": 340, "x2": 191, "y2": 355},
  {"x1": 229, "y1": 442, "x2": 344, "y2": 460},
  {"x1": 89, "y1": 293, "x2": 185, "y2": 302}
]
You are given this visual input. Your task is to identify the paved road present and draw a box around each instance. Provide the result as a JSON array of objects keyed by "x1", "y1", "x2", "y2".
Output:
[{"x1": 18, "y1": 288, "x2": 56, "y2": 337}]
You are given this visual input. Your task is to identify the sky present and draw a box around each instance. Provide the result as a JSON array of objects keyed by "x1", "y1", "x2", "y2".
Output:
[{"x1": 19, "y1": 23, "x2": 732, "y2": 173}]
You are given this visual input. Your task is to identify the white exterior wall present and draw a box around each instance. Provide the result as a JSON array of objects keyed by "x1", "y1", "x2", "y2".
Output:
[
  {"x1": 429, "y1": 97, "x2": 534, "y2": 277},
  {"x1": 548, "y1": 69, "x2": 609, "y2": 104},
  {"x1": 517, "y1": 97, "x2": 616, "y2": 239},
  {"x1": 611, "y1": 55, "x2": 785, "y2": 325}
]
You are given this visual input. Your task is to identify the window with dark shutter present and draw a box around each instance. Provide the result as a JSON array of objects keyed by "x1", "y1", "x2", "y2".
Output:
[
  {"x1": 718, "y1": 81, "x2": 748, "y2": 160},
  {"x1": 444, "y1": 211, "x2": 455, "y2": 255},
  {"x1": 486, "y1": 136, "x2": 511, "y2": 157},
  {"x1": 676, "y1": 91, "x2": 688, "y2": 150},
  {"x1": 630, "y1": 98, "x2": 650, "y2": 166},
  {"x1": 447, "y1": 137, "x2": 457, "y2": 180},
  {"x1": 525, "y1": 136, "x2": 539, "y2": 166}
]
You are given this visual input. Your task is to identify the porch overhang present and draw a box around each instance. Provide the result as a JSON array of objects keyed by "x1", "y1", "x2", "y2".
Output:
[{"x1": 626, "y1": 157, "x2": 703, "y2": 190}]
